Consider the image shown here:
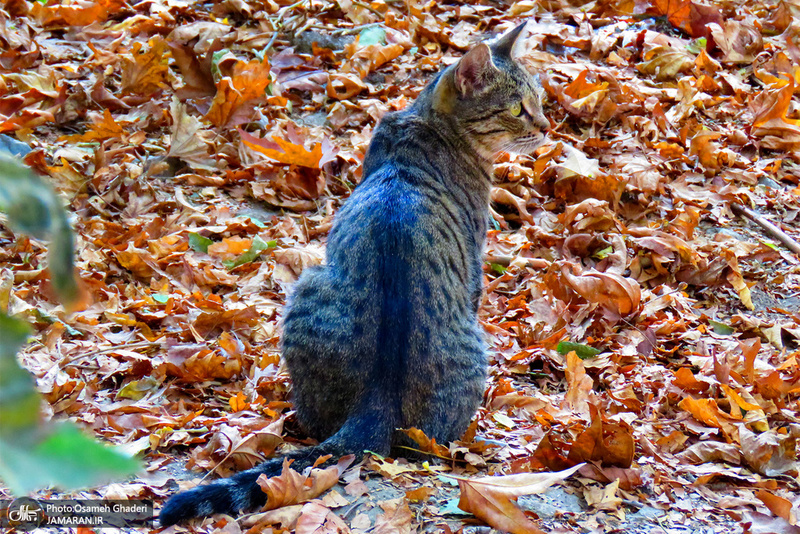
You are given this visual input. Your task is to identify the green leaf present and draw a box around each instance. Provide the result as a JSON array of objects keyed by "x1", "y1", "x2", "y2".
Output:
[
  {"x1": 223, "y1": 236, "x2": 276, "y2": 269},
  {"x1": 358, "y1": 26, "x2": 386, "y2": 46},
  {"x1": 592, "y1": 246, "x2": 613, "y2": 260},
  {"x1": 492, "y1": 412, "x2": 516, "y2": 429},
  {"x1": 490, "y1": 263, "x2": 506, "y2": 275},
  {"x1": 0, "y1": 152, "x2": 78, "y2": 304},
  {"x1": 116, "y1": 377, "x2": 159, "y2": 401},
  {"x1": 708, "y1": 319, "x2": 734, "y2": 335},
  {"x1": 0, "y1": 423, "x2": 140, "y2": 495},
  {"x1": 685, "y1": 37, "x2": 706, "y2": 54},
  {"x1": 248, "y1": 217, "x2": 267, "y2": 229},
  {"x1": 0, "y1": 313, "x2": 38, "y2": 438},
  {"x1": 189, "y1": 232, "x2": 213, "y2": 253},
  {"x1": 556, "y1": 341, "x2": 600, "y2": 360},
  {"x1": 152, "y1": 294, "x2": 170, "y2": 304}
]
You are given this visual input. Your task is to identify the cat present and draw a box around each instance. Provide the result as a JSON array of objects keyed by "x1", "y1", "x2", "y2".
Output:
[{"x1": 159, "y1": 21, "x2": 548, "y2": 526}]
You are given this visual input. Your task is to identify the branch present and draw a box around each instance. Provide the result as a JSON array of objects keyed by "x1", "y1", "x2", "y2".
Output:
[{"x1": 731, "y1": 203, "x2": 800, "y2": 256}]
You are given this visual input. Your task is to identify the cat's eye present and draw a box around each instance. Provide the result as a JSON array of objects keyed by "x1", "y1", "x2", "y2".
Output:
[{"x1": 509, "y1": 102, "x2": 523, "y2": 117}]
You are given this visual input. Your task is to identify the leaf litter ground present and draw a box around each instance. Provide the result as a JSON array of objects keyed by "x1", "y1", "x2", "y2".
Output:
[{"x1": 1, "y1": 0, "x2": 800, "y2": 532}]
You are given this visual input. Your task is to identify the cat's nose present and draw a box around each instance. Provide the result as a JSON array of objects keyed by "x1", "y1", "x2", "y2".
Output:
[{"x1": 532, "y1": 111, "x2": 549, "y2": 131}]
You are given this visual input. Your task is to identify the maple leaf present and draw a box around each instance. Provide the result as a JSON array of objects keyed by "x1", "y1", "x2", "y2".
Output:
[
  {"x1": 240, "y1": 129, "x2": 324, "y2": 168},
  {"x1": 206, "y1": 57, "x2": 272, "y2": 128},
  {"x1": 647, "y1": 0, "x2": 722, "y2": 37},
  {"x1": 120, "y1": 38, "x2": 171, "y2": 96},
  {"x1": 59, "y1": 109, "x2": 129, "y2": 143}
]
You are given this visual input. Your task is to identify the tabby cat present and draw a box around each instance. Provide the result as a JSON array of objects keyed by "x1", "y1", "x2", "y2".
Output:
[{"x1": 159, "y1": 21, "x2": 548, "y2": 525}]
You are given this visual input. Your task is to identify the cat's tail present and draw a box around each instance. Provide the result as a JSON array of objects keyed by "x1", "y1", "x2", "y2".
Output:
[{"x1": 159, "y1": 399, "x2": 394, "y2": 526}]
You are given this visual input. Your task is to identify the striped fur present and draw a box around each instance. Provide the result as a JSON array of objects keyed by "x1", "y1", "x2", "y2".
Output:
[{"x1": 159, "y1": 22, "x2": 547, "y2": 526}]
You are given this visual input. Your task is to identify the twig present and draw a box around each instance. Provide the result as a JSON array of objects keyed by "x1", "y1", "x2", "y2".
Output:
[
  {"x1": 352, "y1": 0, "x2": 384, "y2": 17},
  {"x1": 731, "y1": 203, "x2": 800, "y2": 256},
  {"x1": 393, "y1": 445, "x2": 456, "y2": 461},
  {"x1": 79, "y1": 341, "x2": 162, "y2": 359}
]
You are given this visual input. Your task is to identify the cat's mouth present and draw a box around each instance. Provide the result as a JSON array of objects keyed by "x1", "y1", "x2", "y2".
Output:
[{"x1": 511, "y1": 131, "x2": 548, "y2": 153}]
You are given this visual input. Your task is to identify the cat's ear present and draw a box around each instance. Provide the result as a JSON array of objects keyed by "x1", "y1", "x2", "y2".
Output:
[
  {"x1": 454, "y1": 43, "x2": 498, "y2": 96},
  {"x1": 492, "y1": 21, "x2": 528, "y2": 58}
]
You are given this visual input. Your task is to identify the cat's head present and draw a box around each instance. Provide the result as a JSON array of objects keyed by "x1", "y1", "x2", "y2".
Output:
[{"x1": 435, "y1": 22, "x2": 549, "y2": 160}]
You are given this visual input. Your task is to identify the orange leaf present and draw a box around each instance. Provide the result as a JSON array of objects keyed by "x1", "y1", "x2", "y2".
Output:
[
  {"x1": 400, "y1": 427, "x2": 450, "y2": 458},
  {"x1": 60, "y1": 109, "x2": 127, "y2": 143},
  {"x1": 30, "y1": 0, "x2": 124, "y2": 27},
  {"x1": 560, "y1": 263, "x2": 641, "y2": 318},
  {"x1": 120, "y1": 38, "x2": 171, "y2": 96},
  {"x1": 405, "y1": 486, "x2": 436, "y2": 502},
  {"x1": 649, "y1": 0, "x2": 721, "y2": 37},
  {"x1": 673, "y1": 367, "x2": 709, "y2": 394},
  {"x1": 208, "y1": 237, "x2": 253, "y2": 259},
  {"x1": 678, "y1": 397, "x2": 722, "y2": 428},
  {"x1": 750, "y1": 78, "x2": 800, "y2": 149},
  {"x1": 229, "y1": 392, "x2": 249, "y2": 412},
  {"x1": 755, "y1": 489, "x2": 797, "y2": 524},
  {"x1": 327, "y1": 73, "x2": 367, "y2": 100},
  {"x1": 206, "y1": 57, "x2": 272, "y2": 128},
  {"x1": 563, "y1": 350, "x2": 593, "y2": 411},
  {"x1": 241, "y1": 129, "x2": 323, "y2": 168},
  {"x1": 651, "y1": 0, "x2": 692, "y2": 34}
]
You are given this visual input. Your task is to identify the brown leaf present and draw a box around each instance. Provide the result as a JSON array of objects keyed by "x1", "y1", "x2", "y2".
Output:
[
  {"x1": 327, "y1": 73, "x2": 367, "y2": 100},
  {"x1": 559, "y1": 262, "x2": 641, "y2": 318},
  {"x1": 295, "y1": 502, "x2": 352, "y2": 534},
  {"x1": 750, "y1": 79, "x2": 800, "y2": 150},
  {"x1": 343, "y1": 43, "x2": 405, "y2": 79},
  {"x1": 457, "y1": 465, "x2": 582, "y2": 534},
  {"x1": 372, "y1": 498, "x2": 412, "y2": 534},
  {"x1": 567, "y1": 404, "x2": 634, "y2": 468},
  {"x1": 707, "y1": 21, "x2": 763, "y2": 64},
  {"x1": 167, "y1": 98, "x2": 215, "y2": 169},
  {"x1": 257, "y1": 456, "x2": 354, "y2": 511},
  {"x1": 637, "y1": 46, "x2": 695, "y2": 81}
]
